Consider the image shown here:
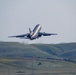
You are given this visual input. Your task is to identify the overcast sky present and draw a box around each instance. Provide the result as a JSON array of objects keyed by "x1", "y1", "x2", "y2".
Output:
[{"x1": 0, "y1": 0, "x2": 76, "y2": 44}]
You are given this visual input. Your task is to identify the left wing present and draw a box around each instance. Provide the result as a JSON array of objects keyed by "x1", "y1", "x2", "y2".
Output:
[
  {"x1": 8, "y1": 33, "x2": 29, "y2": 38},
  {"x1": 39, "y1": 32, "x2": 57, "y2": 36}
]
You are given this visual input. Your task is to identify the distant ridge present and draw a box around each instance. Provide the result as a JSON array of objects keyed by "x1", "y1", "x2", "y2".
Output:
[{"x1": 0, "y1": 42, "x2": 76, "y2": 62}]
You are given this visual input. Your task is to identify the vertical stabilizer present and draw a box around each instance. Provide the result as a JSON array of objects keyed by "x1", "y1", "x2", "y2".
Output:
[{"x1": 29, "y1": 28, "x2": 31, "y2": 33}]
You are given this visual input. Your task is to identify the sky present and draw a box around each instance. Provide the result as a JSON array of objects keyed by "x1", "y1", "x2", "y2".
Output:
[{"x1": 0, "y1": 0, "x2": 76, "y2": 44}]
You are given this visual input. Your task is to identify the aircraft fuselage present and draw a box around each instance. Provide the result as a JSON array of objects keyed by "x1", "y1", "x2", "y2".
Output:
[
  {"x1": 30, "y1": 24, "x2": 41, "y2": 40},
  {"x1": 9, "y1": 24, "x2": 57, "y2": 40}
]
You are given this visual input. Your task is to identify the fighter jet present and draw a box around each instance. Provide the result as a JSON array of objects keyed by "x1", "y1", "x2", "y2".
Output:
[{"x1": 9, "y1": 24, "x2": 57, "y2": 40}]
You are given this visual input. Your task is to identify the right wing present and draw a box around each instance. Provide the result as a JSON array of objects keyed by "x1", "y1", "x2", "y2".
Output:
[{"x1": 39, "y1": 32, "x2": 57, "y2": 36}]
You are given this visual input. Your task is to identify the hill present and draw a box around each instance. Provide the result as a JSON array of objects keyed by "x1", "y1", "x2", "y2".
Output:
[
  {"x1": 0, "y1": 42, "x2": 76, "y2": 75},
  {"x1": 0, "y1": 42, "x2": 76, "y2": 62}
]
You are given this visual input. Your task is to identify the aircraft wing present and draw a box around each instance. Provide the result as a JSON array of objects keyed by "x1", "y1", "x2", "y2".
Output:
[
  {"x1": 39, "y1": 32, "x2": 57, "y2": 36},
  {"x1": 9, "y1": 33, "x2": 29, "y2": 38}
]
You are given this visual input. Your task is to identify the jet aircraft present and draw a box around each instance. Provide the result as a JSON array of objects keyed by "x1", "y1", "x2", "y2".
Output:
[{"x1": 9, "y1": 24, "x2": 57, "y2": 40}]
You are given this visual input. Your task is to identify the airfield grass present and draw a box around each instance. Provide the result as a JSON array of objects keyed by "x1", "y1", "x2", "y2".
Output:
[
  {"x1": 0, "y1": 58, "x2": 76, "y2": 75},
  {"x1": 0, "y1": 42, "x2": 76, "y2": 75}
]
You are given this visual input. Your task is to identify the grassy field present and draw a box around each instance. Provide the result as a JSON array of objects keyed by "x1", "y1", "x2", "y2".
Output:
[
  {"x1": 0, "y1": 42, "x2": 76, "y2": 75},
  {"x1": 0, "y1": 58, "x2": 76, "y2": 75}
]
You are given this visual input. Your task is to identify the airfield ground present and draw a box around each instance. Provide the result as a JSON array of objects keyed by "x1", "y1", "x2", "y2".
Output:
[
  {"x1": 0, "y1": 42, "x2": 76, "y2": 75},
  {"x1": 0, "y1": 58, "x2": 76, "y2": 75}
]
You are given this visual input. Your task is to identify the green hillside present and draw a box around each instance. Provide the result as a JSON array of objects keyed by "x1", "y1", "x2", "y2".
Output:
[
  {"x1": 51, "y1": 43, "x2": 76, "y2": 61},
  {"x1": 0, "y1": 42, "x2": 76, "y2": 62},
  {"x1": 1, "y1": 42, "x2": 76, "y2": 75}
]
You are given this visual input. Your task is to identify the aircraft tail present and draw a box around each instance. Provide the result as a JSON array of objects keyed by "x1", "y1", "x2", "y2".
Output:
[{"x1": 29, "y1": 28, "x2": 31, "y2": 33}]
